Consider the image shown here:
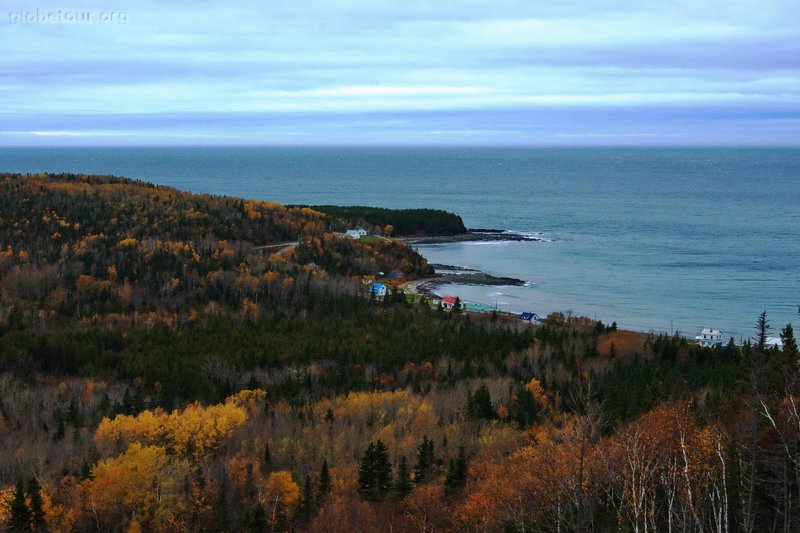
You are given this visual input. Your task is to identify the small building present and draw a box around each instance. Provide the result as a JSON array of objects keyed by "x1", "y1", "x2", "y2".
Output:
[
  {"x1": 346, "y1": 227, "x2": 368, "y2": 239},
  {"x1": 695, "y1": 328, "x2": 723, "y2": 348},
  {"x1": 465, "y1": 302, "x2": 495, "y2": 314},
  {"x1": 520, "y1": 311, "x2": 544, "y2": 323},
  {"x1": 388, "y1": 270, "x2": 404, "y2": 280},
  {"x1": 765, "y1": 336, "x2": 785, "y2": 350},
  {"x1": 370, "y1": 283, "x2": 388, "y2": 298},
  {"x1": 441, "y1": 296, "x2": 459, "y2": 309}
]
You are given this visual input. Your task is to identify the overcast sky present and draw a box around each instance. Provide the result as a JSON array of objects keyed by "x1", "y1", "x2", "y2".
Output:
[{"x1": 2, "y1": 0, "x2": 799, "y2": 145}]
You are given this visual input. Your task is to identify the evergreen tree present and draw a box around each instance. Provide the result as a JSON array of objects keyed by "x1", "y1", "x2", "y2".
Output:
[
  {"x1": 66, "y1": 398, "x2": 80, "y2": 428},
  {"x1": 413, "y1": 435, "x2": 435, "y2": 484},
  {"x1": 262, "y1": 442, "x2": 272, "y2": 472},
  {"x1": 468, "y1": 384, "x2": 495, "y2": 420},
  {"x1": 98, "y1": 392, "x2": 111, "y2": 416},
  {"x1": 373, "y1": 440, "x2": 393, "y2": 499},
  {"x1": 217, "y1": 476, "x2": 230, "y2": 532},
  {"x1": 53, "y1": 417, "x2": 65, "y2": 441},
  {"x1": 756, "y1": 310, "x2": 770, "y2": 351},
  {"x1": 444, "y1": 445, "x2": 468, "y2": 495},
  {"x1": 300, "y1": 475, "x2": 314, "y2": 518},
  {"x1": 246, "y1": 503, "x2": 266, "y2": 533},
  {"x1": 79, "y1": 461, "x2": 92, "y2": 481},
  {"x1": 358, "y1": 442, "x2": 376, "y2": 499},
  {"x1": 393, "y1": 456, "x2": 413, "y2": 499},
  {"x1": 511, "y1": 386, "x2": 539, "y2": 428},
  {"x1": 781, "y1": 323, "x2": 798, "y2": 364},
  {"x1": 316, "y1": 459, "x2": 332, "y2": 505},
  {"x1": 27, "y1": 477, "x2": 46, "y2": 532},
  {"x1": 358, "y1": 441, "x2": 393, "y2": 501},
  {"x1": 8, "y1": 478, "x2": 31, "y2": 532}
]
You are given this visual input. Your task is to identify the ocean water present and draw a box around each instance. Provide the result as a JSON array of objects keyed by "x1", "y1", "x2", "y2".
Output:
[{"x1": 1, "y1": 146, "x2": 798, "y2": 341}]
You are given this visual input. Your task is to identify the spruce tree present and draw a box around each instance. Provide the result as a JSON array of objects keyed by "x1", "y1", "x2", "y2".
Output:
[
  {"x1": 300, "y1": 475, "x2": 314, "y2": 518},
  {"x1": 781, "y1": 323, "x2": 798, "y2": 364},
  {"x1": 373, "y1": 440, "x2": 393, "y2": 499},
  {"x1": 468, "y1": 384, "x2": 495, "y2": 420},
  {"x1": 53, "y1": 417, "x2": 65, "y2": 441},
  {"x1": 8, "y1": 478, "x2": 31, "y2": 532},
  {"x1": 393, "y1": 456, "x2": 413, "y2": 499},
  {"x1": 316, "y1": 459, "x2": 332, "y2": 505},
  {"x1": 413, "y1": 435, "x2": 435, "y2": 484},
  {"x1": 357, "y1": 442, "x2": 376, "y2": 499},
  {"x1": 756, "y1": 310, "x2": 770, "y2": 351},
  {"x1": 27, "y1": 477, "x2": 46, "y2": 532},
  {"x1": 358, "y1": 441, "x2": 393, "y2": 501},
  {"x1": 246, "y1": 503, "x2": 266, "y2": 533},
  {"x1": 444, "y1": 445, "x2": 468, "y2": 495},
  {"x1": 262, "y1": 442, "x2": 272, "y2": 472},
  {"x1": 217, "y1": 476, "x2": 230, "y2": 532}
]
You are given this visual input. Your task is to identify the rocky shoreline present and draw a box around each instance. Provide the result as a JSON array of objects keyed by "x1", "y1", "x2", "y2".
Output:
[
  {"x1": 404, "y1": 269, "x2": 527, "y2": 300},
  {"x1": 400, "y1": 228, "x2": 549, "y2": 245}
]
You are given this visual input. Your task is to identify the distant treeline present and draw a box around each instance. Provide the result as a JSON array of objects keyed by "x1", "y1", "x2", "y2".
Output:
[{"x1": 297, "y1": 205, "x2": 467, "y2": 236}]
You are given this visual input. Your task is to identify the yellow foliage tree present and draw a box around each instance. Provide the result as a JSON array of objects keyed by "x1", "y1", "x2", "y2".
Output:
[
  {"x1": 95, "y1": 395, "x2": 249, "y2": 461},
  {"x1": 262, "y1": 471, "x2": 301, "y2": 527},
  {"x1": 88, "y1": 443, "x2": 192, "y2": 532}
]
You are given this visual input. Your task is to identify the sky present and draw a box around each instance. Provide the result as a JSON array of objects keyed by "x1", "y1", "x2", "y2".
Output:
[{"x1": 1, "y1": 0, "x2": 799, "y2": 145}]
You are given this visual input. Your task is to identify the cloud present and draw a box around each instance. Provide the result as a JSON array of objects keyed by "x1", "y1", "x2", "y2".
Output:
[{"x1": 1, "y1": 0, "x2": 798, "y2": 144}]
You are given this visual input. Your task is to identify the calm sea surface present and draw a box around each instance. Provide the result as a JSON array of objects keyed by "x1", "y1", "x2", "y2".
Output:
[{"x1": 1, "y1": 146, "x2": 798, "y2": 340}]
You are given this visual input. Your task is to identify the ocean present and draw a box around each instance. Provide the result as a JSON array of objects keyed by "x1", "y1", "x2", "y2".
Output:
[{"x1": 1, "y1": 146, "x2": 798, "y2": 341}]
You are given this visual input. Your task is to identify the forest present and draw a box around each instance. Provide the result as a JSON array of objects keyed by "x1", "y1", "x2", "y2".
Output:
[
  {"x1": 291, "y1": 206, "x2": 467, "y2": 236},
  {"x1": 1, "y1": 173, "x2": 800, "y2": 532}
]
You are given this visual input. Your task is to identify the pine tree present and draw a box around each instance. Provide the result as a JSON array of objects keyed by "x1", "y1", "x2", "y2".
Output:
[
  {"x1": 444, "y1": 445, "x2": 468, "y2": 495},
  {"x1": 358, "y1": 442, "x2": 376, "y2": 499},
  {"x1": 8, "y1": 478, "x2": 31, "y2": 532},
  {"x1": 393, "y1": 456, "x2": 413, "y2": 499},
  {"x1": 27, "y1": 477, "x2": 46, "y2": 532},
  {"x1": 781, "y1": 323, "x2": 798, "y2": 364},
  {"x1": 468, "y1": 384, "x2": 495, "y2": 420},
  {"x1": 358, "y1": 441, "x2": 393, "y2": 501},
  {"x1": 373, "y1": 440, "x2": 393, "y2": 499},
  {"x1": 756, "y1": 310, "x2": 770, "y2": 351},
  {"x1": 512, "y1": 386, "x2": 539, "y2": 428},
  {"x1": 262, "y1": 442, "x2": 272, "y2": 472},
  {"x1": 413, "y1": 435, "x2": 435, "y2": 484},
  {"x1": 300, "y1": 475, "x2": 314, "y2": 518},
  {"x1": 454, "y1": 445, "x2": 467, "y2": 485},
  {"x1": 246, "y1": 503, "x2": 266, "y2": 533},
  {"x1": 53, "y1": 417, "x2": 65, "y2": 441},
  {"x1": 217, "y1": 476, "x2": 230, "y2": 532},
  {"x1": 316, "y1": 459, "x2": 332, "y2": 505}
]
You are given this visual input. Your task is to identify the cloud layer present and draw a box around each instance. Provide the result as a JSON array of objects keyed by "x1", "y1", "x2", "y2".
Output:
[{"x1": 2, "y1": 0, "x2": 799, "y2": 144}]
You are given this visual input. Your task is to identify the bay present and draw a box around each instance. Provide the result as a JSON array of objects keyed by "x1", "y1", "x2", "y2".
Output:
[{"x1": 1, "y1": 145, "x2": 798, "y2": 340}]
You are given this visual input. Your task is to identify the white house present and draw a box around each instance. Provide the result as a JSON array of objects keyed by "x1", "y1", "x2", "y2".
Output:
[
  {"x1": 695, "y1": 328, "x2": 723, "y2": 348},
  {"x1": 345, "y1": 227, "x2": 368, "y2": 239},
  {"x1": 764, "y1": 336, "x2": 785, "y2": 350},
  {"x1": 441, "y1": 296, "x2": 459, "y2": 309}
]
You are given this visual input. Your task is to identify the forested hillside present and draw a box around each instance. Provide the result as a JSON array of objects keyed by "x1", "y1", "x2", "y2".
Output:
[
  {"x1": 1, "y1": 173, "x2": 799, "y2": 532},
  {"x1": 296, "y1": 205, "x2": 467, "y2": 236}
]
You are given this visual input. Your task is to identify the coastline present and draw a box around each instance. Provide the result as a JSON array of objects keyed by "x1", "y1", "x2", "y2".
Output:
[{"x1": 399, "y1": 228, "x2": 551, "y2": 245}]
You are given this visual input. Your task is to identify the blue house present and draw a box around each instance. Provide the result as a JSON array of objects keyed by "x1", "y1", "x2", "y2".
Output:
[
  {"x1": 520, "y1": 312, "x2": 544, "y2": 323},
  {"x1": 370, "y1": 283, "x2": 388, "y2": 298}
]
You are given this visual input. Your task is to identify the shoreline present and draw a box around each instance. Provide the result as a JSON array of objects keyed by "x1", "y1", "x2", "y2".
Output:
[{"x1": 399, "y1": 228, "x2": 551, "y2": 245}]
